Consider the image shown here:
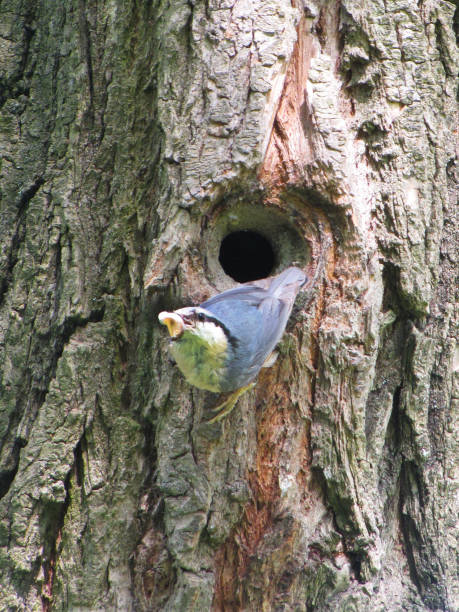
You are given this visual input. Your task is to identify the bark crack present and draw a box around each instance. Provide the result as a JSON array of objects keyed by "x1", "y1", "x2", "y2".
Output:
[
  {"x1": 0, "y1": 306, "x2": 105, "y2": 502},
  {"x1": 41, "y1": 444, "x2": 77, "y2": 611},
  {"x1": 0, "y1": 177, "x2": 45, "y2": 306}
]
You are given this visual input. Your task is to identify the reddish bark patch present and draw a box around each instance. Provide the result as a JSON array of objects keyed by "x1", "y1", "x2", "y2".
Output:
[
  {"x1": 212, "y1": 367, "x2": 309, "y2": 610},
  {"x1": 41, "y1": 530, "x2": 61, "y2": 612},
  {"x1": 258, "y1": 16, "x2": 317, "y2": 189}
]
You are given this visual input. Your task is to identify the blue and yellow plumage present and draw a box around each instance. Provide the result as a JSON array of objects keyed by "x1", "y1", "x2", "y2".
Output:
[{"x1": 159, "y1": 266, "x2": 306, "y2": 421}]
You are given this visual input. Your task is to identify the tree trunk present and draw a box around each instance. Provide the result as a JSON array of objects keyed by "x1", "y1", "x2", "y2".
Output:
[{"x1": 0, "y1": 0, "x2": 457, "y2": 610}]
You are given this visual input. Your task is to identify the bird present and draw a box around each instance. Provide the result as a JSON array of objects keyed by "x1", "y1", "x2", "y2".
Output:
[{"x1": 158, "y1": 266, "x2": 307, "y2": 422}]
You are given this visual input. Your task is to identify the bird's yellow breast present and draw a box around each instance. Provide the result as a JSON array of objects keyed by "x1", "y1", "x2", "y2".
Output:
[{"x1": 169, "y1": 322, "x2": 229, "y2": 392}]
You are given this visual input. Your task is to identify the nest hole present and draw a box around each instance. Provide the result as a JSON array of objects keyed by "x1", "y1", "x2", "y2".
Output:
[
  {"x1": 204, "y1": 199, "x2": 310, "y2": 289},
  {"x1": 219, "y1": 230, "x2": 275, "y2": 282}
]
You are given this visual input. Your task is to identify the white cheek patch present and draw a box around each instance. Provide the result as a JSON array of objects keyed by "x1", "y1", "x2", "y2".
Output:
[{"x1": 194, "y1": 321, "x2": 228, "y2": 352}]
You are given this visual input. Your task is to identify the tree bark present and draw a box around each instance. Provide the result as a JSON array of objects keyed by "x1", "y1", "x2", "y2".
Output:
[{"x1": 0, "y1": 0, "x2": 457, "y2": 610}]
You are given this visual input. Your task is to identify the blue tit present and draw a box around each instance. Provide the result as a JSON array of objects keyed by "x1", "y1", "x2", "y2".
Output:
[{"x1": 158, "y1": 266, "x2": 306, "y2": 422}]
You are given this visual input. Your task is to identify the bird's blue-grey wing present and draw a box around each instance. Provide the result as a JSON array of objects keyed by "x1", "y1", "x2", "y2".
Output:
[
  {"x1": 202, "y1": 268, "x2": 305, "y2": 375},
  {"x1": 201, "y1": 267, "x2": 305, "y2": 311},
  {"x1": 201, "y1": 285, "x2": 267, "y2": 310}
]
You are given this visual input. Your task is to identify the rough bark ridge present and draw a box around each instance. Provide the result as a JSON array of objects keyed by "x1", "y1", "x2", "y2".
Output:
[{"x1": 0, "y1": 0, "x2": 457, "y2": 611}]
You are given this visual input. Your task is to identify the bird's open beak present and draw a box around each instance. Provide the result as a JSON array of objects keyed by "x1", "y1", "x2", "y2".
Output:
[{"x1": 158, "y1": 311, "x2": 185, "y2": 339}]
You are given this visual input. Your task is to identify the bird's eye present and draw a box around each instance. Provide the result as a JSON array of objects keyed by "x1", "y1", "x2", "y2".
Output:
[{"x1": 197, "y1": 312, "x2": 205, "y2": 322}]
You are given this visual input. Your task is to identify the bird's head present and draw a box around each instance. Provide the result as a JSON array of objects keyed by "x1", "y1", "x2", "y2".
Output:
[
  {"x1": 158, "y1": 307, "x2": 229, "y2": 344},
  {"x1": 158, "y1": 306, "x2": 235, "y2": 393}
]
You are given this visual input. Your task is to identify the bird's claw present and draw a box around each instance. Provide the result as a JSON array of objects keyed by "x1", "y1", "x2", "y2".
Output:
[{"x1": 207, "y1": 382, "x2": 256, "y2": 424}]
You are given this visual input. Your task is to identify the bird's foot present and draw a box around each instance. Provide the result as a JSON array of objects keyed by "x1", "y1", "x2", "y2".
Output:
[{"x1": 207, "y1": 382, "x2": 256, "y2": 424}]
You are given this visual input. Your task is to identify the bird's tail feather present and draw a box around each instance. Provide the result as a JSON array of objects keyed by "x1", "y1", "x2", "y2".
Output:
[{"x1": 267, "y1": 266, "x2": 306, "y2": 299}]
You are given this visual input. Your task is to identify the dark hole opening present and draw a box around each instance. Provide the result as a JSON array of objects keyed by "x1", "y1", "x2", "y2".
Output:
[{"x1": 219, "y1": 230, "x2": 275, "y2": 282}]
